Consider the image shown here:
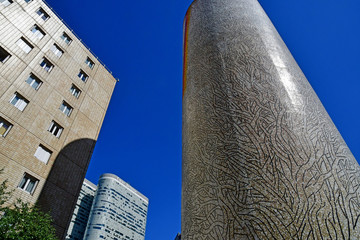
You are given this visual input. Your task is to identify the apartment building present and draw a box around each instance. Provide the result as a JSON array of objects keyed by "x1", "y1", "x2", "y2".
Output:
[{"x1": 0, "y1": 0, "x2": 116, "y2": 238}]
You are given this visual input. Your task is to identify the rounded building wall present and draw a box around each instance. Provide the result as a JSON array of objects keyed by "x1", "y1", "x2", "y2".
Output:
[
  {"x1": 84, "y1": 174, "x2": 148, "y2": 240},
  {"x1": 182, "y1": 0, "x2": 360, "y2": 239}
]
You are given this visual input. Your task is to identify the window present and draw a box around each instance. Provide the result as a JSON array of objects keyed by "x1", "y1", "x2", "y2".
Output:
[
  {"x1": 40, "y1": 58, "x2": 53, "y2": 72},
  {"x1": 78, "y1": 70, "x2": 88, "y2": 82},
  {"x1": 0, "y1": 46, "x2": 11, "y2": 63},
  {"x1": 24, "y1": 0, "x2": 31, "y2": 2},
  {"x1": 30, "y1": 25, "x2": 45, "y2": 39},
  {"x1": 50, "y1": 44, "x2": 63, "y2": 58},
  {"x1": 0, "y1": 0, "x2": 13, "y2": 7},
  {"x1": 16, "y1": 37, "x2": 33, "y2": 54},
  {"x1": 25, "y1": 74, "x2": 42, "y2": 90},
  {"x1": 48, "y1": 121, "x2": 63, "y2": 138},
  {"x1": 10, "y1": 92, "x2": 29, "y2": 111},
  {"x1": 0, "y1": 117, "x2": 12, "y2": 137},
  {"x1": 70, "y1": 84, "x2": 81, "y2": 98},
  {"x1": 34, "y1": 145, "x2": 52, "y2": 164},
  {"x1": 18, "y1": 173, "x2": 38, "y2": 194},
  {"x1": 59, "y1": 101, "x2": 72, "y2": 116},
  {"x1": 36, "y1": 8, "x2": 49, "y2": 21},
  {"x1": 85, "y1": 57, "x2": 95, "y2": 69},
  {"x1": 60, "y1": 32, "x2": 72, "y2": 45}
]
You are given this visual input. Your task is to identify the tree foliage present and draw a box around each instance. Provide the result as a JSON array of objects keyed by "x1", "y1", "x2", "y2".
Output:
[{"x1": 0, "y1": 173, "x2": 57, "y2": 240}]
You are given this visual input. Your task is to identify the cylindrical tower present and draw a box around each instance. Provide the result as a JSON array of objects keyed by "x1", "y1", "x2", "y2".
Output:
[{"x1": 182, "y1": 0, "x2": 360, "y2": 239}]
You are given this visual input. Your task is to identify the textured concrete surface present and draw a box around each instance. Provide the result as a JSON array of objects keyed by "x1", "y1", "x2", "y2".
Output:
[{"x1": 182, "y1": 0, "x2": 360, "y2": 239}]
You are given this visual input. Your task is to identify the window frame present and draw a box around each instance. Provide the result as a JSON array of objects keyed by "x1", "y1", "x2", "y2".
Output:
[
  {"x1": 0, "y1": 117, "x2": 12, "y2": 137},
  {"x1": 59, "y1": 101, "x2": 73, "y2": 117},
  {"x1": 70, "y1": 84, "x2": 81, "y2": 98},
  {"x1": 30, "y1": 24, "x2": 45, "y2": 39},
  {"x1": 34, "y1": 145, "x2": 52, "y2": 164},
  {"x1": 85, "y1": 57, "x2": 95, "y2": 69},
  {"x1": 50, "y1": 43, "x2": 64, "y2": 58},
  {"x1": 25, "y1": 73, "x2": 42, "y2": 90},
  {"x1": 16, "y1": 37, "x2": 33, "y2": 54},
  {"x1": 0, "y1": 0, "x2": 13, "y2": 7},
  {"x1": 60, "y1": 32, "x2": 72, "y2": 45},
  {"x1": 48, "y1": 121, "x2": 63, "y2": 138},
  {"x1": 78, "y1": 69, "x2": 88, "y2": 82},
  {"x1": 10, "y1": 92, "x2": 29, "y2": 111},
  {"x1": 0, "y1": 46, "x2": 11, "y2": 63},
  {"x1": 18, "y1": 173, "x2": 38, "y2": 195},
  {"x1": 40, "y1": 57, "x2": 54, "y2": 72},
  {"x1": 36, "y1": 7, "x2": 49, "y2": 21}
]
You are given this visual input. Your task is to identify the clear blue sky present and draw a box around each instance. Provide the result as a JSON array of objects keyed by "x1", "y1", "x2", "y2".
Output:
[{"x1": 44, "y1": 0, "x2": 360, "y2": 239}]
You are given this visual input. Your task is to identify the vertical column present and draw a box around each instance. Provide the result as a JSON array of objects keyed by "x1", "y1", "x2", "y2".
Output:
[{"x1": 182, "y1": 0, "x2": 360, "y2": 239}]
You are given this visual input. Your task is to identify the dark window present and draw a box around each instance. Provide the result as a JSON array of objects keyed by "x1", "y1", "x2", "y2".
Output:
[
  {"x1": 36, "y1": 8, "x2": 49, "y2": 21},
  {"x1": 0, "y1": 46, "x2": 11, "y2": 63}
]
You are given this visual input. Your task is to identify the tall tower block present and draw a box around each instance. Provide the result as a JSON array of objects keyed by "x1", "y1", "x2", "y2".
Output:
[{"x1": 182, "y1": 0, "x2": 360, "y2": 239}]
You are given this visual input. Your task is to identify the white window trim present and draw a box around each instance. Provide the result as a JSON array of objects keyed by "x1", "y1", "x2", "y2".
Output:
[
  {"x1": 10, "y1": 93, "x2": 28, "y2": 111},
  {"x1": 36, "y1": 8, "x2": 49, "y2": 21},
  {"x1": 70, "y1": 85, "x2": 81, "y2": 98},
  {"x1": 0, "y1": 0, "x2": 13, "y2": 7},
  {"x1": 50, "y1": 44, "x2": 63, "y2": 58},
  {"x1": 0, "y1": 121, "x2": 12, "y2": 137},
  {"x1": 40, "y1": 58, "x2": 53, "y2": 72},
  {"x1": 18, "y1": 174, "x2": 38, "y2": 195},
  {"x1": 48, "y1": 121, "x2": 63, "y2": 138},
  {"x1": 60, "y1": 102, "x2": 72, "y2": 116},
  {"x1": 34, "y1": 145, "x2": 51, "y2": 164},
  {"x1": 31, "y1": 25, "x2": 45, "y2": 39},
  {"x1": 26, "y1": 74, "x2": 42, "y2": 90},
  {"x1": 16, "y1": 38, "x2": 33, "y2": 54}
]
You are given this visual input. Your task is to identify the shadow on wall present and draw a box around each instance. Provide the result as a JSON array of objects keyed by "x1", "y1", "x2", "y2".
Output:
[{"x1": 37, "y1": 138, "x2": 96, "y2": 240}]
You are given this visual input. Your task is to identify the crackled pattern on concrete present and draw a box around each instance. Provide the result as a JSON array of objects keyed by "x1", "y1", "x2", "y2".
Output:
[{"x1": 182, "y1": 0, "x2": 360, "y2": 239}]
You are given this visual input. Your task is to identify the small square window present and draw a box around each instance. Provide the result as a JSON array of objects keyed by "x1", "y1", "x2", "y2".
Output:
[
  {"x1": 78, "y1": 70, "x2": 88, "y2": 82},
  {"x1": 59, "y1": 101, "x2": 73, "y2": 117},
  {"x1": 50, "y1": 44, "x2": 63, "y2": 58},
  {"x1": 10, "y1": 92, "x2": 29, "y2": 111},
  {"x1": 0, "y1": 46, "x2": 11, "y2": 63},
  {"x1": 16, "y1": 37, "x2": 33, "y2": 54},
  {"x1": 26, "y1": 74, "x2": 42, "y2": 90},
  {"x1": 30, "y1": 25, "x2": 45, "y2": 39},
  {"x1": 40, "y1": 57, "x2": 53, "y2": 72},
  {"x1": 70, "y1": 84, "x2": 81, "y2": 98},
  {"x1": 61, "y1": 32, "x2": 72, "y2": 45},
  {"x1": 34, "y1": 145, "x2": 52, "y2": 164},
  {"x1": 18, "y1": 173, "x2": 38, "y2": 194},
  {"x1": 0, "y1": 117, "x2": 12, "y2": 137},
  {"x1": 0, "y1": 0, "x2": 13, "y2": 7},
  {"x1": 36, "y1": 8, "x2": 49, "y2": 21},
  {"x1": 85, "y1": 57, "x2": 95, "y2": 69},
  {"x1": 48, "y1": 121, "x2": 63, "y2": 138}
]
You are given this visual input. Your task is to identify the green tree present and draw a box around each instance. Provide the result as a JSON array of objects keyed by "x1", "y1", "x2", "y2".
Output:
[{"x1": 0, "y1": 174, "x2": 57, "y2": 240}]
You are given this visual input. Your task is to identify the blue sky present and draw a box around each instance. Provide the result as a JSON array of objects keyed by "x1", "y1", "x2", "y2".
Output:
[{"x1": 45, "y1": 0, "x2": 360, "y2": 239}]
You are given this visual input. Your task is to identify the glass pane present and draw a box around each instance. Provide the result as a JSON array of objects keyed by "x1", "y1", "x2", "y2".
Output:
[
  {"x1": 25, "y1": 180, "x2": 35, "y2": 193},
  {"x1": 19, "y1": 177, "x2": 27, "y2": 189},
  {"x1": 0, "y1": 126, "x2": 6, "y2": 135}
]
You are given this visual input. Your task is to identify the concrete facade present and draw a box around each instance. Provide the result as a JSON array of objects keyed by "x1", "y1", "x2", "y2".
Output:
[
  {"x1": 83, "y1": 174, "x2": 149, "y2": 240},
  {"x1": 182, "y1": 0, "x2": 360, "y2": 239},
  {"x1": 66, "y1": 179, "x2": 97, "y2": 240},
  {"x1": 0, "y1": 0, "x2": 116, "y2": 239}
]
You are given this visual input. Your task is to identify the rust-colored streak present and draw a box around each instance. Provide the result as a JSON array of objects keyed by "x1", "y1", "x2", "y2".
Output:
[{"x1": 183, "y1": 8, "x2": 191, "y2": 98}]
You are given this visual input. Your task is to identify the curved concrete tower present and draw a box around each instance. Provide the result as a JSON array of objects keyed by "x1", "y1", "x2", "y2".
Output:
[{"x1": 182, "y1": 0, "x2": 360, "y2": 239}]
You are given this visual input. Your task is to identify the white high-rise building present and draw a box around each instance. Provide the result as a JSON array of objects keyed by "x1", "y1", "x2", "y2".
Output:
[
  {"x1": 66, "y1": 174, "x2": 149, "y2": 240},
  {"x1": 66, "y1": 179, "x2": 97, "y2": 240},
  {"x1": 84, "y1": 174, "x2": 149, "y2": 240}
]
